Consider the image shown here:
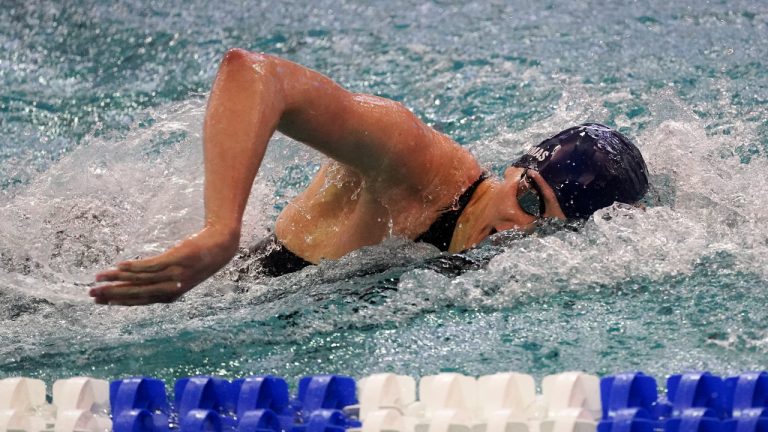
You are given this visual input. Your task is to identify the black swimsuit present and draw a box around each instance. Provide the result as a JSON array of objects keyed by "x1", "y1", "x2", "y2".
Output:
[
  {"x1": 414, "y1": 173, "x2": 488, "y2": 251},
  {"x1": 249, "y1": 234, "x2": 314, "y2": 277},
  {"x1": 252, "y1": 173, "x2": 488, "y2": 276}
]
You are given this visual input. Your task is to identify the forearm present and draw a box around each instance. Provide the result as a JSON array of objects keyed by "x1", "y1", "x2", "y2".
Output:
[{"x1": 201, "y1": 50, "x2": 286, "y2": 241}]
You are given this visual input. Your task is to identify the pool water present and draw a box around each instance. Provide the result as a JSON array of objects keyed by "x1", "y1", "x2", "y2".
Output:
[{"x1": 1, "y1": 0, "x2": 767, "y2": 386}]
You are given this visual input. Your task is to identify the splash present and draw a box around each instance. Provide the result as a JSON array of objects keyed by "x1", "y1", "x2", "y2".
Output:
[
  {"x1": 2, "y1": 0, "x2": 768, "y2": 384},
  {"x1": 4, "y1": 87, "x2": 766, "y2": 385},
  {"x1": 0, "y1": 99, "x2": 291, "y2": 300}
]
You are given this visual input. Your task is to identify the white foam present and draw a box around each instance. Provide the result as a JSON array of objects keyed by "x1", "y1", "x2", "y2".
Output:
[
  {"x1": 0, "y1": 84, "x2": 765, "y2": 377},
  {"x1": 0, "y1": 99, "x2": 322, "y2": 300},
  {"x1": 402, "y1": 88, "x2": 768, "y2": 308}
]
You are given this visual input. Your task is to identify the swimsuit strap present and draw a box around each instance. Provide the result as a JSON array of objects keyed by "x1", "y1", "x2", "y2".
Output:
[{"x1": 415, "y1": 173, "x2": 488, "y2": 251}]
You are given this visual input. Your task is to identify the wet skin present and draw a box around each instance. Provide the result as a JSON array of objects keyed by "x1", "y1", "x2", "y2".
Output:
[{"x1": 91, "y1": 50, "x2": 565, "y2": 306}]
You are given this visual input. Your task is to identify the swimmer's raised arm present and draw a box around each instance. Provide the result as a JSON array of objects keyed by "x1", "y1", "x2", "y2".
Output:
[{"x1": 91, "y1": 49, "x2": 446, "y2": 305}]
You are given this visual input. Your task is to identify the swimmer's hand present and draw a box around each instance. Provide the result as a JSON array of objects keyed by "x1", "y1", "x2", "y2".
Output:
[{"x1": 90, "y1": 227, "x2": 239, "y2": 306}]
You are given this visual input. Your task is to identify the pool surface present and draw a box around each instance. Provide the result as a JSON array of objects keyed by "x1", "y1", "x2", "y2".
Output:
[{"x1": 1, "y1": 0, "x2": 767, "y2": 386}]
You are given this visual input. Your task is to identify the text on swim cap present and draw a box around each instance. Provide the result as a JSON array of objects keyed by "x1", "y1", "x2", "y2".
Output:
[{"x1": 526, "y1": 147, "x2": 550, "y2": 161}]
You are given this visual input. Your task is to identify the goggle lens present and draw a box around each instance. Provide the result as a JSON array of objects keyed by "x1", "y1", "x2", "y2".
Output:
[{"x1": 519, "y1": 171, "x2": 546, "y2": 217}]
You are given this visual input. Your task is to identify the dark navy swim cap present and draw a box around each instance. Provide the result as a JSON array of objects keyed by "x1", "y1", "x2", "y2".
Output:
[{"x1": 511, "y1": 123, "x2": 649, "y2": 219}]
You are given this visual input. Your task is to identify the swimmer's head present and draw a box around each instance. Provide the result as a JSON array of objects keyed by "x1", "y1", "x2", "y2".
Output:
[{"x1": 511, "y1": 123, "x2": 649, "y2": 219}]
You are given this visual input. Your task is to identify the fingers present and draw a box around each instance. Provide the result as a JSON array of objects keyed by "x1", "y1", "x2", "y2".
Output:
[
  {"x1": 90, "y1": 282, "x2": 141, "y2": 299},
  {"x1": 96, "y1": 266, "x2": 181, "y2": 284},
  {"x1": 91, "y1": 228, "x2": 238, "y2": 306},
  {"x1": 92, "y1": 261, "x2": 184, "y2": 306},
  {"x1": 527, "y1": 170, "x2": 566, "y2": 219},
  {"x1": 89, "y1": 281, "x2": 183, "y2": 306},
  {"x1": 117, "y1": 254, "x2": 173, "y2": 272}
]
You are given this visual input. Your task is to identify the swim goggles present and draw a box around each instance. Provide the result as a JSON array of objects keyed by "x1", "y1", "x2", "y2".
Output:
[{"x1": 518, "y1": 169, "x2": 546, "y2": 217}]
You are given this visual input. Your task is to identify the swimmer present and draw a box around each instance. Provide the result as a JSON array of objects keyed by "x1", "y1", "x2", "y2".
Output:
[{"x1": 91, "y1": 49, "x2": 648, "y2": 305}]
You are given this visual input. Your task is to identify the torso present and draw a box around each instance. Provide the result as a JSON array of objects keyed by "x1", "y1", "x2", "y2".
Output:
[{"x1": 275, "y1": 134, "x2": 483, "y2": 263}]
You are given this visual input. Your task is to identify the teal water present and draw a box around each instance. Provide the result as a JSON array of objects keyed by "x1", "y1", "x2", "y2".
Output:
[{"x1": 1, "y1": 0, "x2": 767, "y2": 387}]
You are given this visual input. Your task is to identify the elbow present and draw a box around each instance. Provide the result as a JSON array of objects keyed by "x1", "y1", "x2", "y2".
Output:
[
  {"x1": 220, "y1": 47, "x2": 252, "y2": 65},
  {"x1": 219, "y1": 48, "x2": 277, "y2": 72},
  {"x1": 217, "y1": 48, "x2": 283, "y2": 92}
]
